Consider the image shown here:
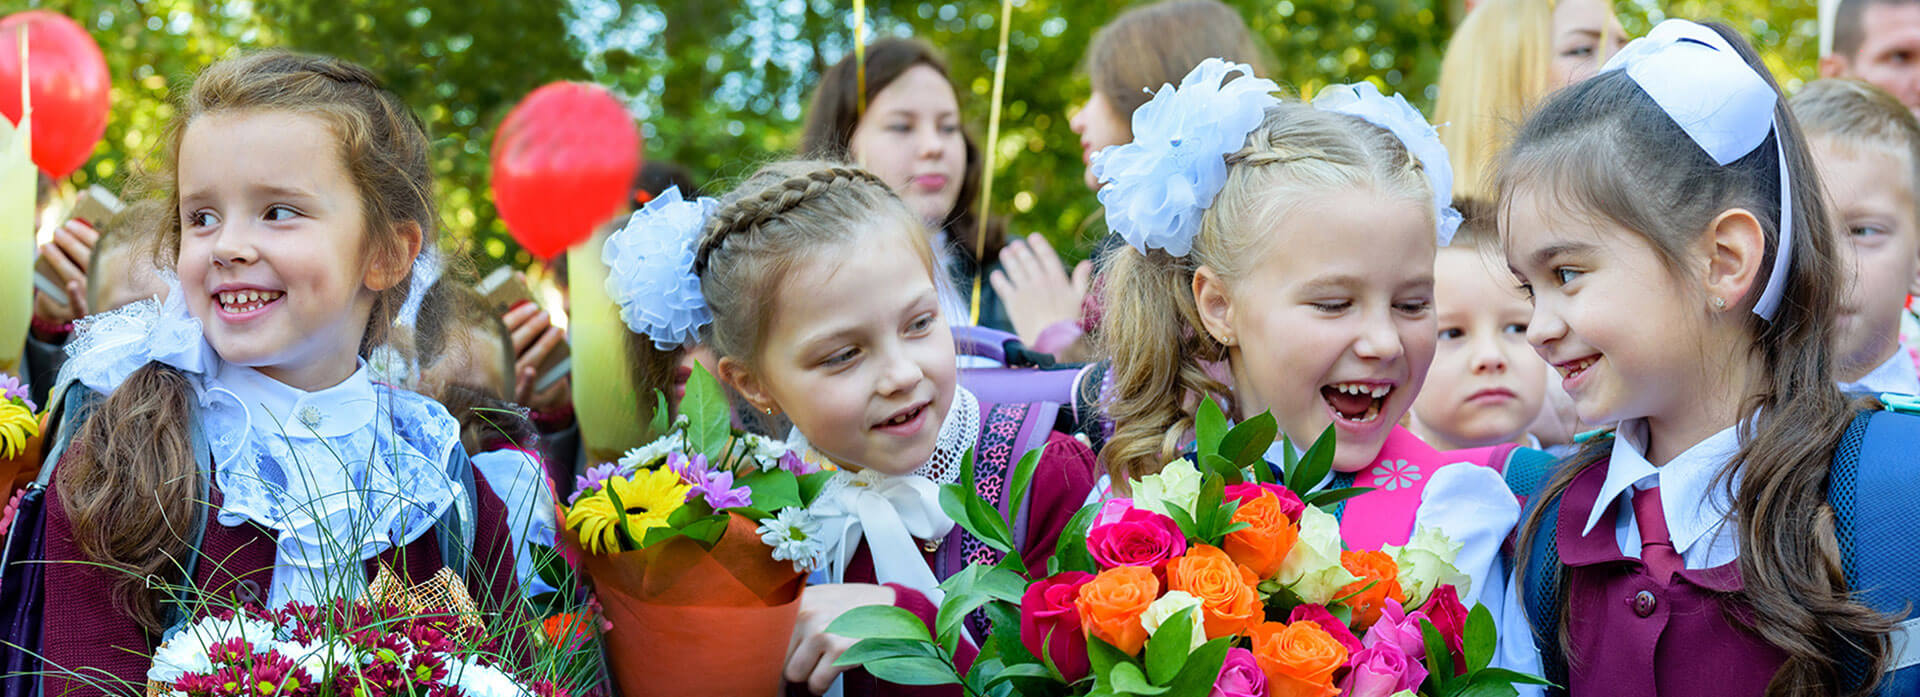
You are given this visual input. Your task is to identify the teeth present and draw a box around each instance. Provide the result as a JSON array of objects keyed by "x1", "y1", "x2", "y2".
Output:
[
  {"x1": 1328, "y1": 382, "x2": 1391, "y2": 399},
  {"x1": 217, "y1": 289, "x2": 282, "y2": 312}
]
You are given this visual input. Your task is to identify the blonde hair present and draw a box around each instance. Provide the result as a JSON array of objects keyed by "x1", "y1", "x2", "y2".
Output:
[
  {"x1": 1792, "y1": 78, "x2": 1920, "y2": 219},
  {"x1": 1433, "y1": 0, "x2": 1556, "y2": 201},
  {"x1": 694, "y1": 160, "x2": 935, "y2": 367},
  {"x1": 1097, "y1": 102, "x2": 1435, "y2": 482}
]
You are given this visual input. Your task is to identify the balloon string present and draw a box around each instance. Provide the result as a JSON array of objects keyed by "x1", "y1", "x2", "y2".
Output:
[
  {"x1": 854, "y1": 0, "x2": 867, "y2": 119},
  {"x1": 970, "y1": 0, "x2": 1012, "y2": 327}
]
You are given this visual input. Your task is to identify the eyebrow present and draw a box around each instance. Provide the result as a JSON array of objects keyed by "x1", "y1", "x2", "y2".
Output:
[{"x1": 1528, "y1": 242, "x2": 1599, "y2": 267}]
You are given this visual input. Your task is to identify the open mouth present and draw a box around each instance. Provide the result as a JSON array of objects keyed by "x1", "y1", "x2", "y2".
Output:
[
  {"x1": 874, "y1": 400, "x2": 932, "y2": 433},
  {"x1": 1555, "y1": 355, "x2": 1598, "y2": 381},
  {"x1": 216, "y1": 289, "x2": 284, "y2": 315},
  {"x1": 1321, "y1": 381, "x2": 1391, "y2": 424}
]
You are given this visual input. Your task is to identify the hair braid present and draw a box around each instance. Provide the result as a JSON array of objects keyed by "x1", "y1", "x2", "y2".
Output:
[{"x1": 695, "y1": 167, "x2": 889, "y2": 276}]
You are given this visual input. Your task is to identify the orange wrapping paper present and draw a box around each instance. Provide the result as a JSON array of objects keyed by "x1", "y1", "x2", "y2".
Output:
[{"x1": 577, "y1": 513, "x2": 806, "y2": 697}]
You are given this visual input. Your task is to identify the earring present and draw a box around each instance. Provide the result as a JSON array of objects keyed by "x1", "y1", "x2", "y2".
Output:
[
  {"x1": 1713, "y1": 297, "x2": 1727, "y2": 311},
  {"x1": 764, "y1": 407, "x2": 774, "y2": 416},
  {"x1": 1219, "y1": 334, "x2": 1237, "y2": 347}
]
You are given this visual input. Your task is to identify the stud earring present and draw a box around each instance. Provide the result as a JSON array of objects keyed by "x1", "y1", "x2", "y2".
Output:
[
  {"x1": 764, "y1": 407, "x2": 774, "y2": 416},
  {"x1": 1713, "y1": 297, "x2": 1727, "y2": 311}
]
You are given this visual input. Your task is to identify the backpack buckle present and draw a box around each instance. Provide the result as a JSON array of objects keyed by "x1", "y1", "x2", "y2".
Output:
[{"x1": 1880, "y1": 392, "x2": 1920, "y2": 414}]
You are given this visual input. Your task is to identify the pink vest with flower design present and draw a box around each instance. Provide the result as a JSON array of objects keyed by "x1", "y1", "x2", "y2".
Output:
[{"x1": 1333, "y1": 426, "x2": 1511, "y2": 550}]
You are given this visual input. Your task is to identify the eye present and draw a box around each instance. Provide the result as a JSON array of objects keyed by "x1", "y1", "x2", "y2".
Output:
[
  {"x1": 1394, "y1": 299, "x2": 1433, "y2": 316},
  {"x1": 264, "y1": 205, "x2": 301, "y2": 222},
  {"x1": 1893, "y1": 50, "x2": 1915, "y2": 66},
  {"x1": 1516, "y1": 283, "x2": 1535, "y2": 301},
  {"x1": 1553, "y1": 267, "x2": 1583, "y2": 285},
  {"x1": 1310, "y1": 300, "x2": 1351, "y2": 313},
  {"x1": 1438, "y1": 327, "x2": 1465, "y2": 341},
  {"x1": 1562, "y1": 44, "x2": 1594, "y2": 58},
  {"x1": 906, "y1": 312, "x2": 937, "y2": 335},
  {"x1": 886, "y1": 122, "x2": 912, "y2": 133},
  {"x1": 1504, "y1": 322, "x2": 1529, "y2": 335},
  {"x1": 186, "y1": 210, "x2": 219, "y2": 228},
  {"x1": 940, "y1": 123, "x2": 960, "y2": 135},
  {"x1": 1852, "y1": 224, "x2": 1889, "y2": 238},
  {"x1": 822, "y1": 347, "x2": 860, "y2": 368}
]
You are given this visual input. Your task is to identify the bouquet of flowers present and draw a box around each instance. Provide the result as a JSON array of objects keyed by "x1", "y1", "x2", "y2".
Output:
[
  {"x1": 559, "y1": 365, "x2": 831, "y2": 697},
  {"x1": 0, "y1": 373, "x2": 43, "y2": 527},
  {"x1": 827, "y1": 398, "x2": 1548, "y2": 697},
  {"x1": 146, "y1": 599, "x2": 563, "y2": 697}
]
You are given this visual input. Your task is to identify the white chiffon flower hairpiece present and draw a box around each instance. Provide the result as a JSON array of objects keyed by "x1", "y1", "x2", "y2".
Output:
[
  {"x1": 1312, "y1": 81, "x2": 1462, "y2": 246},
  {"x1": 1092, "y1": 58, "x2": 1281, "y2": 257},
  {"x1": 603, "y1": 186, "x2": 719, "y2": 350}
]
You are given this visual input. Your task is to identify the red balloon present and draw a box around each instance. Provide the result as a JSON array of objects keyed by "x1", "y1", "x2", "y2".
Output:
[
  {"x1": 491, "y1": 82, "x2": 642, "y2": 259},
  {"x1": 0, "y1": 10, "x2": 110, "y2": 179}
]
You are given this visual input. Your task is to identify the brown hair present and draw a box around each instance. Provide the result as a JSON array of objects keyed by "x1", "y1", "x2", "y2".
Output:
[
  {"x1": 1084, "y1": 0, "x2": 1272, "y2": 121},
  {"x1": 1793, "y1": 78, "x2": 1920, "y2": 223},
  {"x1": 413, "y1": 278, "x2": 534, "y2": 453},
  {"x1": 693, "y1": 160, "x2": 933, "y2": 368},
  {"x1": 1433, "y1": 0, "x2": 1558, "y2": 201},
  {"x1": 1500, "y1": 23, "x2": 1894, "y2": 694},
  {"x1": 1098, "y1": 101, "x2": 1434, "y2": 483},
  {"x1": 59, "y1": 50, "x2": 438, "y2": 632},
  {"x1": 1833, "y1": 0, "x2": 1920, "y2": 59},
  {"x1": 85, "y1": 198, "x2": 168, "y2": 310},
  {"x1": 799, "y1": 38, "x2": 1004, "y2": 266}
]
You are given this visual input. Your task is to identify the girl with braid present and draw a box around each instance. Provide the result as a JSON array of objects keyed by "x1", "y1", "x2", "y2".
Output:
[{"x1": 599, "y1": 160, "x2": 1097, "y2": 697}]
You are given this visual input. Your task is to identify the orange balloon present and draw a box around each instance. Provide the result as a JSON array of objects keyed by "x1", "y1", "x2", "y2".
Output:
[{"x1": 491, "y1": 82, "x2": 642, "y2": 259}]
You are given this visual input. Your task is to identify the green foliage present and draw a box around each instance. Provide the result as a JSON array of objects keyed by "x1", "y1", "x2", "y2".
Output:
[{"x1": 26, "y1": 0, "x2": 1817, "y2": 273}]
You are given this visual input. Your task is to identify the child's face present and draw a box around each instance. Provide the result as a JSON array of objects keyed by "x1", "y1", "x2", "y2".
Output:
[
  {"x1": 850, "y1": 65, "x2": 967, "y2": 230},
  {"x1": 1410, "y1": 247, "x2": 1547, "y2": 449},
  {"x1": 1548, "y1": 0, "x2": 1629, "y2": 90},
  {"x1": 176, "y1": 111, "x2": 386, "y2": 391},
  {"x1": 1811, "y1": 136, "x2": 1920, "y2": 381},
  {"x1": 1205, "y1": 190, "x2": 1437, "y2": 472},
  {"x1": 1070, "y1": 90, "x2": 1131, "y2": 191},
  {"x1": 88, "y1": 244, "x2": 170, "y2": 314},
  {"x1": 421, "y1": 325, "x2": 513, "y2": 400},
  {"x1": 1505, "y1": 189, "x2": 1710, "y2": 429},
  {"x1": 729, "y1": 223, "x2": 958, "y2": 476}
]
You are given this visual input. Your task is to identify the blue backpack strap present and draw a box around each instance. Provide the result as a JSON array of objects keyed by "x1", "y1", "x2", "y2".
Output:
[
  {"x1": 435, "y1": 447, "x2": 481, "y2": 582},
  {"x1": 1518, "y1": 480, "x2": 1570, "y2": 697},
  {"x1": 1831, "y1": 405, "x2": 1920, "y2": 695},
  {"x1": 1503, "y1": 446, "x2": 1563, "y2": 506}
]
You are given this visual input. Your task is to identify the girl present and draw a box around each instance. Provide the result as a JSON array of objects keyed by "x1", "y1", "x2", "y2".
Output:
[
  {"x1": 1499, "y1": 20, "x2": 1900, "y2": 696},
  {"x1": 38, "y1": 51, "x2": 520, "y2": 690},
  {"x1": 603, "y1": 162, "x2": 1098, "y2": 696},
  {"x1": 1096, "y1": 59, "x2": 1521, "y2": 606}
]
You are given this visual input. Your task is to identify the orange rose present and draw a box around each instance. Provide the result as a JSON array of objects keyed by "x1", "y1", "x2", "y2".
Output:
[
  {"x1": 1075, "y1": 565, "x2": 1160, "y2": 655},
  {"x1": 1224, "y1": 490, "x2": 1300, "y2": 579},
  {"x1": 1247, "y1": 621, "x2": 1349, "y2": 697},
  {"x1": 1166, "y1": 544, "x2": 1263, "y2": 639},
  {"x1": 1337, "y1": 549, "x2": 1406, "y2": 629}
]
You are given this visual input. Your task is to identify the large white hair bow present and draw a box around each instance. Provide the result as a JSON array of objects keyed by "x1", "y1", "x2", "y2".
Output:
[
  {"x1": 603, "y1": 186, "x2": 718, "y2": 349},
  {"x1": 1313, "y1": 81, "x2": 1462, "y2": 247}
]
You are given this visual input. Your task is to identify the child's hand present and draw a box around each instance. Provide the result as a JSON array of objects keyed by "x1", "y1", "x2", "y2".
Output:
[
  {"x1": 990, "y1": 234, "x2": 1092, "y2": 347},
  {"x1": 32, "y1": 219, "x2": 99, "y2": 334},
  {"x1": 784, "y1": 583, "x2": 897, "y2": 695},
  {"x1": 505, "y1": 301, "x2": 571, "y2": 417}
]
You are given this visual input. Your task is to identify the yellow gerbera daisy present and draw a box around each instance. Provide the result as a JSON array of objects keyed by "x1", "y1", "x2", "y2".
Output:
[
  {"x1": 564, "y1": 468, "x2": 692, "y2": 555},
  {"x1": 0, "y1": 403, "x2": 38, "y2": 460}
]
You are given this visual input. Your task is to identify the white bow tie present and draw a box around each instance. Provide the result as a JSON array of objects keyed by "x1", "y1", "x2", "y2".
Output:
[{"x1": 810, "y1": 470, "x2": 956, "y2": 603}]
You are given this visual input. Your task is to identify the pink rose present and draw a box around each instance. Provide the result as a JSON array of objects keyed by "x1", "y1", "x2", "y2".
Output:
[
  {"x1": 1359, "y1": 599, "x2": 1430, "y2": 661},
  {"x1": 1287, "y1": 603, "x2": 1364, "y2": 658},
  {"x1": 1339, "y1": 642, "x2": 1429, "y2": 697},
  {"x1": 1211, "y1": 647, "x2": 1268, "y2": 697},
  {"x1": 1094, "y1": 497, "x2": 1136, "y2": 527},
  {"x1": 1087, "y1": 506, "x2": 1188, "y2": 571},
  {"x1": 1020, "y1": 572, "x2": 1094, "y2": 681},
  {"x1": 1420, "y1": 584, "x2": 1469, "y2": 674},
  {"x1": 1223, "y1": 482, "x2": 1305, "y2": 522}
]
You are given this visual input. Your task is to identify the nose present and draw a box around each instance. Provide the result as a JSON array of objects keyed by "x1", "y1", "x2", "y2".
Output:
[
  {"x1": 1069, "y1": 103, "x2": 1087, "y2": 134},
  {"x1": 209, "y1": 219, "x2": 259, "y2": 267},
  {"x1": 917, "y1": 125, "x2": 946, "y2": 160},
  {"x1": 1352, "y1": 311, "x2": 1405, "y2": 363},
  {"x1": 1526, "y1": 299, "x2": 1567, "y2": 356},
  {"x1": 875, "y1": 344, "x2": 921, "y2": 397},
  {"x1": 1470, "y1": 333, "x2": 1510, "y2": 375}
]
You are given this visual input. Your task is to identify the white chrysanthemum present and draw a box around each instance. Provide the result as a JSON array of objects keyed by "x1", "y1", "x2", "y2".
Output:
[
  {"x1": 1312, "y1": 81, "x2": 1462, "y2": 246},
  {"x1": 146, "y1": 614, "x2": 280, "y2": 684},
  {"x1": 1092, "y1": 58, "x2": 1280, "y2": 257},
  {"x1": 603, "y1": 186, "x2": 718, "y2": 350},
  {"x1": 741, "y1": 433, "x2": 795, "y2": 470},
  {"x1": 757, "y1": 507, "x2": 826, "y2": 572},
  {"x1": 440, "y1": 653, "x2": 531, "y2": 697},
  {"x1": 617, "y1": 432, "x2": 686, "y2": 476}
]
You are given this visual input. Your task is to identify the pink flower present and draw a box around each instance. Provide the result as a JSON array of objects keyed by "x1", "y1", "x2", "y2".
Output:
[
  {"x1": 1421, "y1": 584, "x2": 1469, "y2": 674},
  {"x1": 1340, "y1": 642, "x2": 1429, "y2": 697},
  {"x1": 1288, "y1": 603, "x2": 1364, "y2": 657},
  {"x1": 0, "y1": 489, "x2": 26, "y2": 538},
  {"x1": 1211, "y1": 647, "x2": 1268, "y2": 697},
  {"x1": 1359, "y1": 599, "x2": 1430, "y2": 661},
  {"x1": 1093, "y1": 497, "x2": 1135, "y2": 527},
  {"x1": 1223, "y1": 482, "x2": 1304, "y2": 522},
  {"x1": 1088, "y1": 503, "x2": 1187, "y2": 570},
  {"x1": 1020, "y1": 571, "x2": 1094, "y2": 681}
]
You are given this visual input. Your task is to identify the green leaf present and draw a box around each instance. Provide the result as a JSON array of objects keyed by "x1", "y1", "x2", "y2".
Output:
[
  {"x1": 797, "y1": 471, "x2": 836, "y2": 502},
  {"x1": 984, "y1": 663, "x2": 1055, "y2": 689},
  {"x1": 1218, "y1": 412, "x2": 1279, "y2": 469},
  {"x1": 1464, "y1": 667, "x2": 1555, "y2": 687},
  {"x1": 722, "y1": 505, "x2": 773, "y2": 523},
  {"x1": 741, "y1": 469, "x2": 802, "y2": 512},
  {"x1": 1144, "y1": 606, "x2": 1195, "y2": 685},
  {"x1": 977, "y1": 567, "x2": 1030, "y2": 603},
  {"x1": 1108, "y1": 662, "x2": 1169, "y2": 695},
  {"x1": 1465, "y1": 603, "x2": 1497, "y2": 673},
  {"x1": 1302, "y1": 486, "x2": 1376, "y2": 508},
  {"x1": 826, "y1": 605, "x2": 934, "y2": 643},
  {"x1": 862, "y1": 656, "x2": 963, "y2": 686},
  {"x1": 1086, "y1": 637, "x2": 1128, "y2": 686},
  {"x1": 962, "y1": 447, "x2": 978, "y2": 495},
  {"x1": 1051, "y1": 505, "x2": 1099, "y2": 574},
  {"x1": 982, "y1": 600, "x2": 1041, "y2": 667},
  {"x1": 1420, "y1": 618, "x2": 1458, "y2": 687},
  {"x1": 648, "y1": 389, "x2": 671, "y2": 436},
  {"x1": 1194, "y1": 395, "x2": 1228, "y2": 460},
  {"x1": 1162, "y1": 502, "x2": 1201, "y2": 539},
  {"x1": 963, "y1": 487, "x2": 1018, "y2": 554},
  {"x1": 1009, "y1": 446, "x2": 1043, "y2": 516},
  {"x1": 1448, "y1": 681, "x2": 1521, "y2": 697},
  {"x1": 682, "y1": 364, "x2": 732, "y2": 458},
  {"x1": 834, "y1": 638, "x2": 945, "y2": 666},
  {"x1": 1288, "y1": 425, "x2": 1339, "y2": 494},
  {"x1": 1200, "y1": 453, "x2": 1241, "y2": 485},
  {"x1": 1166, "y1": 637, "x2": 1232, "y2": 697}
]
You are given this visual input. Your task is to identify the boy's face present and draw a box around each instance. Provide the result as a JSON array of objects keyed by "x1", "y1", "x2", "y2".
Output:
[
  {"x1": 1824, "y1": 3, "x2": 1920, "y2": 114},
  {"x1": 1410, "y1": 246, "x2": 1548, "y2": 450},
  {"x1": 88, "y1": 244, "x2": 171, "y2": 314},
  {"x1": 1812, "y1": 135, "x2": 1920, "y2": 381}
]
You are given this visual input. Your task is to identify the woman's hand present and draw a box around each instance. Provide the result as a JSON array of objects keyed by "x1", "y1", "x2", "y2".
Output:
[
  {"x1": 504, "y1": 299, "x2": 571, "y2": 416},
  {"x1": 32, "y1": 219, "x2": 99, "y2": 335},
  {"x1": 784, "y1": 583, "x2": 898, "y2": 695},
  {"x1": 990, "y1": 234, "x2": 1092, "y2": 348}
]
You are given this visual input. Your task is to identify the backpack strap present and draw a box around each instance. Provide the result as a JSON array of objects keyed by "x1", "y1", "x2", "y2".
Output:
[
  {"x1": 1504, "y1": 446, "x2": 1564, "y2": 509},
  {"x1": 936, "y1": 400, "x2": 1060, "y2": 637},
  {"x1": 1831, "y1": 406, "x2": 1920, "y2": 696},
  {"x1": 1518, "y1": 486, "x2": 1570, "y2": 697},
  {"x1": 435, "y1": 448, "x2": 481, "y2": 583}
]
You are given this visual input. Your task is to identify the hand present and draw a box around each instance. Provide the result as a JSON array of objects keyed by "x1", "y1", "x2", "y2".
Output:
[
  {"x1": 31, "y1": 219, "x2": 99, "y2": 333},
  {"x1": 989, "y1": 234, "x2": 1092, "y2": 347},
  {"x1": 504, "y1": 300, "x2": 572, "y2": 416},
  {"x1": 784, "y1": 583, "x2": 897, "y2": 695}
]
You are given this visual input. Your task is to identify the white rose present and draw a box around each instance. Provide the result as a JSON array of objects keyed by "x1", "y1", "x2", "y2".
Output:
[
  {"x1": 1133, "y1": 459, "x2": 1202, "y2": 518},
  {"x1": 1277, "y1": 506, "x2": 1359, "y2": 605},
  {"x1": 1386, "y1": 525, "x2": 1471, "y2": 607},
  {"x1": 1138, "y1": 591, "x2": 1208, "y2": 652}
]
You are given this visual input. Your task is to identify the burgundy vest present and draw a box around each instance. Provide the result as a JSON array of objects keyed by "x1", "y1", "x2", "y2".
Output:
[{"x1": 1554, "y1": 459, "x2": 1786, "y2": 696}]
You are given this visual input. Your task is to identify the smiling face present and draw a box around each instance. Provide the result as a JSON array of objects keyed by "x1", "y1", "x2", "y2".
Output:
[
  {"x1": 730, "y1": 220, "x2": 958, "y2": 475},
  {"x1": 1071, "y1": 90, "x2": 1132, "y2": 190},
  {"x1": 1410, "y1": 245, "x2": 1548, "y2": 449},
  {"x1": 848, "y1": 65, "x2": 967, "y2": 229},
  {"x1": 1202, "y1": 190, "x2": 1437, "y2": 472},
  {"x1": 1810, "y1": 135, "x2": 1920, "y2": 381},
  {"x1": 176, "y1": 110, "x2": 390, "y2": 391},
  {"x1": 1547, "y1": 0, "x2": 1629, "y2": 90}
]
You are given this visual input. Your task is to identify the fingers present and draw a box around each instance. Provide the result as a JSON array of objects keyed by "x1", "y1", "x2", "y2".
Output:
[
  {"x1": 1071, "y1": 260, "x2": 1094, "y2": 295},
  {"x1": 518, "y1": 325, "x2": 565, "y2": 372},
  {"x1": 999, "y1": 237, "x2": 1038, "y2": 287},
  {"x1": 988, "y1": 269, "x2": 1015, "y2": 300},
  {"x1": 506, "y1": 305, "x2": 548, "y2": 354},
  {"x1": 64, "y1": 280, "x2": 88, "y2": 319},
  {"x1": 56, "y1": 220, "x2": 99, "y2": 273},
  {"x1": 1027, "y1": 233, "x2": 1067, "y2": 279},
  {"x1": 784, "y1": 631, "x2": 826, "y2": 687},
  {"x1": 807, "y1": 637, "x2": 853, "y2": 695},
  {"x1": 40, "y1": 241, "x2": 85, "y2": 287}
]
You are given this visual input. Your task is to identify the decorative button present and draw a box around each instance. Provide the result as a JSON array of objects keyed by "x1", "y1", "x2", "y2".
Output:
[
  {"x1": 297, "y1": 405, "x2": 324, "y2": 429},
  {"x1": 1632, "y1": 590, "x2": 1657, "y2": 617},
  {"x1": 238, "y1": 578, "x2": 265, "y2": 608},
  {"x1": 921, "y1": 538, "x2": 942, "y2": 553}
]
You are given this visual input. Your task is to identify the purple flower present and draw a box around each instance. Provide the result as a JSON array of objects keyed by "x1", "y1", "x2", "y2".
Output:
[
  {"x1": 669, "y1": 453, "x2": 753, "y2": 510},
  {"x1": 1211, "y1": 647, "x2": 1267, "y2": 697},
  {"x1": 570, "y1": 463, "x2": 619, "y2": 504},
  {"x1": 0, "y1": 375, "x2": 34, "y2": 411},
  {"x1": 778, "y1": 451, "x2": 818, "y2": 475}
]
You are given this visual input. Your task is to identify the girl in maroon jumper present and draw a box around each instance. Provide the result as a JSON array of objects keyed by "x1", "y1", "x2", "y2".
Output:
[
  {"x1": 677, "y1": 161, "x2": 1096, "y2": 696},
  {"x1": 38, "y1": 51, "x2": 520, "y2": 693},
  {"x1": 1498, "y1": 21, "x2": 1899, "y2": 696}
]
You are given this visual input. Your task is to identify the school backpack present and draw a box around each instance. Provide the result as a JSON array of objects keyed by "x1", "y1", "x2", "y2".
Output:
[
  {"x1": 0, "y1": 381, "x2": 481, "y2": 697},
  {"x1": 1507, "y1": 402, "x2": 1920, "y2": 697},
  {"x1": 952, "y1": 326, "x2": 1113, "y2": 453}
]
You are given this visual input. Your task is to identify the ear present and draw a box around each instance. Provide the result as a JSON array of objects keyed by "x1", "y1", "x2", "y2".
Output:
[
  {"x1": 1818, "y1": 54, "x2": 1852, "y2": 79},
  {"x1": 1191, "y1": 265, "x2": 1237, "y2": 347},
  {"x1": 718, "y1": 355, "x2": 778, "y2": 415},
  {"x1": 365, "y1": 221, "x2": 424, "y2": 292},
  {"x1": 1701, "y1": 208, "x2": 1768, "y2": 311}
]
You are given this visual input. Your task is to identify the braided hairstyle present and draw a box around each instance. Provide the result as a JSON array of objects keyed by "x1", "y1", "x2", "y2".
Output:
[
  {"x1": 694, "y1": 160, "x2": 935, "y2": 367},
  {"x1": 1096, "y1": 101, "x2": 1434, "y2": 485}
]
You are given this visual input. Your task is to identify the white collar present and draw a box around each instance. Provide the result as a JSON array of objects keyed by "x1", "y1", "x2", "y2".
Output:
[
  {"x1": 1584, "y1": 418, "x2": 1743, "y2": 556},
  {"x1": 1838, "y1": 345, "x2": 1920, "y2": 396},
  {"x1": 215, "y1": 360, "x2": 378, "y2": 439}
]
